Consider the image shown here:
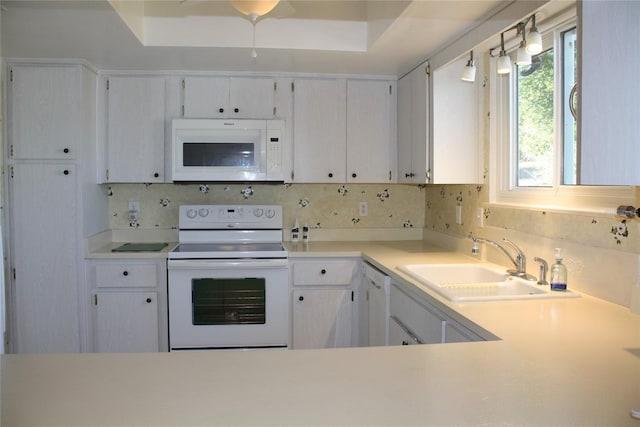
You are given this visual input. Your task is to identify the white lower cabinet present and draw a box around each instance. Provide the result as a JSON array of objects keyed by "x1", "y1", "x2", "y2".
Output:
[
  {"x1": 389, "y1": 283, "x2": 482, "y2": 345},
  {"x1": 88, "y1": 259, "x2": 168, "y2": 352},
  {"x1": 360, "y1": 262, "x2": 390, "y2": 347},
  {"x1": 290, "y1": 258, "x2": 359, "y2": 349},
  {"x1": 95, "y1": 291, "x2": 158, "y2": 352}
]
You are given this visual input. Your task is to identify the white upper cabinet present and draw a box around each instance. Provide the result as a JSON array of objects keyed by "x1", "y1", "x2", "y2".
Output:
[
  {"x1": 7, "y1": 63, "x2": 81, "y2": 160},
  {"x1": 346, "y1": 80, "x2": 397, "y2": 183},
  {"x1": 578, "y1": 1, "x2": 640, "y2": 185},
  {"x1": 182, "y1": 76, "x2": 276, "y2": 119},
  {"x1": 397, "y1": 62, "x2": 429, "y2": 183},
  {"x1": 397, "y1": 57, "x2": 482, "y2": 185},
  {"x1": 431, "y1": 55, "x2": 482, "y2": 184},
  {"x1": 102, "y1": 75, "x2": 166, "y2": 183},
  {"x1": 292, "y1": 78, "x2": 347, "y2": 182},
  {"x1": 292, "y1": 78, "x2": 397, "y2": 183}
]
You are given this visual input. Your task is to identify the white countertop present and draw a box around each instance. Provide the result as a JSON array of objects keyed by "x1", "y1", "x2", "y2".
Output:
[{"x1": 4, "y1": 240, "x2": 640, "y2": 426}]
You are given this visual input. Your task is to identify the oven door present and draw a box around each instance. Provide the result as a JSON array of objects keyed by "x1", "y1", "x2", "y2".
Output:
[{"x1": 168, "y1": 259, "x2": 289, "y2": 351}]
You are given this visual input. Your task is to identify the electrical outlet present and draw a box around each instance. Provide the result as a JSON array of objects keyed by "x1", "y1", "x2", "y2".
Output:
[
  {"x1": 476, "y1": 207, "x2": 484, "y2": 228},
  {"x1": 359, "y1": 201, "x2": 368, "y2": 216},
  {"x1": 128, "y1": 199, "x2": 140, "y2": 222},
  {"x1": 455, "y1": 204, "x2": 462, "y2": 225}
]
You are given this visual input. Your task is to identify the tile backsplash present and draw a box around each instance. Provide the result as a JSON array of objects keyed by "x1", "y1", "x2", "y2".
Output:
[{"x1": 106, "y1": 183, "x2": 426, "y2": 232}]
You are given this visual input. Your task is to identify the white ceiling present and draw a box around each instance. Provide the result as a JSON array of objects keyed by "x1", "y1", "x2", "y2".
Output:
[{"x1": 2, "y1": 0, "x2": 514, "y2": 76}]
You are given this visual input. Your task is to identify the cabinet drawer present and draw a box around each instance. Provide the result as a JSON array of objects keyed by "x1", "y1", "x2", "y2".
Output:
[
  {"x1": 293, "y1": 261, "x2": 357, "y2": 286},
  {"x1": 95, "y1": 264, "x2": 158, "y2": 288},
  {"x1": 390, "y1": 285, "x2": 443, "y2": 344}
]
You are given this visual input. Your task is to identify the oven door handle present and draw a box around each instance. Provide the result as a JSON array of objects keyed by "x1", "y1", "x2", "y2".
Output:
[{"x1": 168, "y1": 259, "x2": 288, "y2": 269}]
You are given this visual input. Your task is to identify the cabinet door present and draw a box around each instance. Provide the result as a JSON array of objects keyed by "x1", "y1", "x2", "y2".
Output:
[
  {"x1": 8, "y1": 64, "x2": 80, "y2": 160},
  {"x1": 292, "y1": 288, "x2": 352, "y2": 349},
  {"x1": 390, "y1": 284, "x2": 443, "y2": 344},
  {"x1": 397, "y1": 74, "x2": 414, "y2": 183},
  {"x1": 105, "y1": 76, "x2": 165, "y2": 182},
  {"x1": 409, "y1": 64, "x2": 429, "y2": 183},
  {"x1": 367, "y1": 281, "x2": 388, "y2": 347},
  {"x1": 431, "y1": 56, "x2": 482, "y2": 184},
  {"x1": 229, "y1": 77, "x2": 275, "y2": 118},
  {"x1": 388, "y1": 316, "x2": 420, "y2": 346},
  {"x1": 183, "y1": 76, "x2": 229, "y2": 118},
  {"x1": 578, "y1": 1, "x2": 640, "y2": 185},
  {"x1": 346, "y1": 80, "x2": 396, "y2": 183},
  {"x1": 292, "y1": 79, "x2": 347, "y2": 182},
  {"x1": 9, "y1": 163, "x2": 80, "y2": 353},
  {"x1": 95, "y1": 291, "x2": 159, "y2": 352}
]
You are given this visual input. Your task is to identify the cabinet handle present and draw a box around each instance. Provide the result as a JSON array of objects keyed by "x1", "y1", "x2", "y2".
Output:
[
  {"x1": 298, "y1": 295, "x2": 304, "y2": 301},
  {"x1": 234, "y1": 108, "x2": 239, "y2": 113},
  {"x1": 153, "y1": 172, "x2": 159, "y2": 178},
  {"x1": 219, "y1": 108, "x2": 224, "y2": 113},
  {"x1": 351, "y1": 173, "x2": 357, "y2": 178},
  {"x1": 328, "y1": 173, "x2": 333, "y2": 178},
  {"x1": 122, "y1": 271, "x2": 129, "y2": 276},
  {"x1": 63, "y1": 169, "x2": 70, "y2": 175},
  {"x1": 146, "y1": 298, "x2": 152, "y2": 303},
  {"x1": 320, "y1": 269, "x2": 327, "y2": 275},
  {"x1": 63, "y1": 148, "x2": 70, "y2": 154}
]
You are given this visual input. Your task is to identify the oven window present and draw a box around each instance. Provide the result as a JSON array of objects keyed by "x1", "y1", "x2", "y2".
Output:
[
  {"x1": 183, "y1": 143, "x2": 255, "y2": 167},
  {"x1": 192, "y1": 278, "x2": 266, "y2": 325}
]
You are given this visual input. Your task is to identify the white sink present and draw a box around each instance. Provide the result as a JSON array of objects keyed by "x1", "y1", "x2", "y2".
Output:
[{"x1": 397, "y1": 263, "x2": 579, "y2": 302}]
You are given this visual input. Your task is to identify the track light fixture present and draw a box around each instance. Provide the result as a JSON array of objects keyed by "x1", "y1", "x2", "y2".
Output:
[
  {"x1": 461, "y1": 50, "x2": 476, "y2": 82},
  {"x1": 515, "y1": 23, "x2": 531, "y2": 66},
  {"x1": 526, "y1": 14, "x2": 543, "y2": 55},
  {"x1": 491, "y1": 14, "x2": 543, "y2": 75},
  {"x1": 497, "y1": 32, "x2": 512, "y2": 74}
]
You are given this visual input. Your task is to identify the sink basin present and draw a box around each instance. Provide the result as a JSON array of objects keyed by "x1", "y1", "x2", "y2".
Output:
[{"x1": 397, "y1": 263, "x2": 579, "y2": 302}]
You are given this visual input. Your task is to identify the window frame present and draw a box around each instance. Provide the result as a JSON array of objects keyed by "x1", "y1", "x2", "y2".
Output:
[{"x1": 489, "y1": 17, "x2": 634, "y2": 213}]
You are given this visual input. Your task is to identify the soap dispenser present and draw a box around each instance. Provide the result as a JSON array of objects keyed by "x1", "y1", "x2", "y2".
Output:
[{"x1": 550, "y1": 248, "x2": 568, "y2": 291}]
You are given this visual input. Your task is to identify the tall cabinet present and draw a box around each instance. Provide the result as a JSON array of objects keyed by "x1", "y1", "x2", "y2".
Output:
[{"x1": 5, "y1": 62, "x2": 105, "y2": 353}]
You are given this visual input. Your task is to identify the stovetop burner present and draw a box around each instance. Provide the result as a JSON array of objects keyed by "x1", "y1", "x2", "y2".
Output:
[{"x1": 169, "y1": 204, "x2": 286, "y2": 259}]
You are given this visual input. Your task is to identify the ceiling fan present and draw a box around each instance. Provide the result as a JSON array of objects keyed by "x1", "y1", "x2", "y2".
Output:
[{"x1": 180, "y1": 0, "x2": 295, "y2": 58}]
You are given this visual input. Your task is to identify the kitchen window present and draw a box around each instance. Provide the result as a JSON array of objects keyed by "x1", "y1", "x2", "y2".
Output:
[{"x1": 489, "y1": 16, "x2": 633, "y2": 211}]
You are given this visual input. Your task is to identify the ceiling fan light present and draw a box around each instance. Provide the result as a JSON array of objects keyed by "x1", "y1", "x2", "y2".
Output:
[{"x1": 230, "y1": 0, "x2": 280, "y2": 18}]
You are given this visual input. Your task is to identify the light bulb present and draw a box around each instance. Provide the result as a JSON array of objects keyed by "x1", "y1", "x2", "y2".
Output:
[
  {"x1": 516, "y1": 44, "x2": 531, "y2": 66},
  {"x1": 526, "y1": 27, "x2": 542, "y2": 55},
  {"x1": 461, "y1": 63, "x2": 476, "y2": 82},
  {"x1": 497, "y1": 52, "x2": 512, "y2": 74}
]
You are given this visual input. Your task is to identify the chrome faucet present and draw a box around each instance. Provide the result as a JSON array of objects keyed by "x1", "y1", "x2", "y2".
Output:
[
  {"x1": 471, "y1": 237, "x2": 536, "y2": 281},
  {"x1": 533, "y1": 257, "x2": 549, "y2": 286}
]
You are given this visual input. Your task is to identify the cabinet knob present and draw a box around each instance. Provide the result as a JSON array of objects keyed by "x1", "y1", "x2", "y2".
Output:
[
  {"x1": 122, "y1": 271, "x2": 129, "y2": 276},
  {"x1": 63, "y1": 169, "x2": 70, "y2": 175},
  {"x1": 146, "y1": 298, "x2": 152, "y2": 303},
  {"x1": 234, "y1": 108, "x2": 239, "y2": 113},
  {"x1": 63, "y1": 148, "x2": 70, "y2": 154},
  {"x1": 320, "y1": 269, "x2": 327, "y2": 275},
  {"x1": 351, "y1": 173, "x2": 357, "y2": 178},
  {"x1": 328, "y1": 173, "x2": 333, "y2": 178},
  {"x1": 298, "y1": 295, "x2": 304, "y2": 301},
  {"x1": 219, "y1": 108, "x2": 224, "y2": 113},
  {"x1": 402, "y1": 340, "x2": 409, "y2": 346},
  {"x1": 153, "y1": 172, "x2": 159, "y2": 178}
]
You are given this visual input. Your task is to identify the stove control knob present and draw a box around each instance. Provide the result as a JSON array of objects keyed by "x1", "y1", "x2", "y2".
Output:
[
  {"x1": 198, "y1": 208, "x2": 209, "y2": 217},
  {"x1": 186, "y1": 209, "x2": 197, "y2": 219},
  {"x1": 265, "y1": 209, "x2": 276, "y2": 218},
  {"x1": 254, "y1": 208, "x2": 264, "y2": 217}
]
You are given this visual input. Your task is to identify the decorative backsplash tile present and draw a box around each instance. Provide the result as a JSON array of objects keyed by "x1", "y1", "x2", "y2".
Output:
[
  {"x1": 423, "y1": 184, "x2": 640, "y2": 254},
  {"x1": 107, "y1": 183, "x2": 426, "y2": 231}
]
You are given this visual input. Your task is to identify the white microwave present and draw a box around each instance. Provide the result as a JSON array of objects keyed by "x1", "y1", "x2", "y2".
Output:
[{"x1": 172, "y1": 119, "x2": 285, "y2": 182}]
